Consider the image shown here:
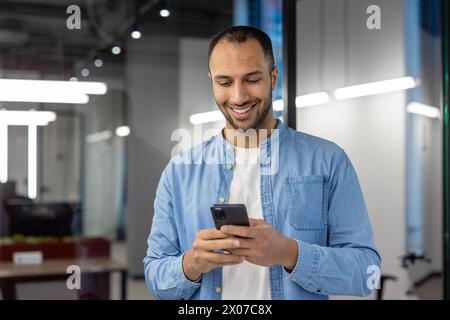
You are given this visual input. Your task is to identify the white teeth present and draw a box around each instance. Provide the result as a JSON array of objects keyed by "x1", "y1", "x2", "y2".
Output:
[{"x1": 233, "y1": 105, "x2": 253, "y2": 113}]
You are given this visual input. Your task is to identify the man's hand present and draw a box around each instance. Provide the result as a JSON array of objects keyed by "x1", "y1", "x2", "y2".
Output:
[
  {"x1": 182, "y1": 228, "x2": 244, "y2": 282},
  {"x1": 223, "y1": 219, "x2": 298, "y2": 271}
]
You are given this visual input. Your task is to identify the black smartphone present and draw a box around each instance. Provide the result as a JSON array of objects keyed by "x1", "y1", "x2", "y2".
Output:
[{"x1": 210, "y1": 204, "x2": 250, "y2": 230}]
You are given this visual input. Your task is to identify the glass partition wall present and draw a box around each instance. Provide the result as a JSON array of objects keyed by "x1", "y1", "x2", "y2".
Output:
[
  {"x1": 0, "y1": 0, "x2": 234, "y2": 300},
  {"x1": 290, "y1": 0, "x2": 446, "y2": 299},
  {"x1": 0, "y1": 0, "x2": 447, "y2": 301}
]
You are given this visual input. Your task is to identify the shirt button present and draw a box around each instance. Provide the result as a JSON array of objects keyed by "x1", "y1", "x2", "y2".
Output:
[
  {"x1": 215, "y1": 287, "x2": 222, "y2": 293},
  {"x1": 218, "y1": 197, "x2": 225, "y2": 203},
  {"x1": 226, "y1": 164, "x2": 232, "y2": 170},
  {"x1": 317, "y1": 289, "x2": 321, "y2": 293}
]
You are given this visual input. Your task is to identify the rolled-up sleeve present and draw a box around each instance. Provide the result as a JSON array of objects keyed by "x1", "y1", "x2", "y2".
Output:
[
  {"x1": 143, "y1": 167, "x2": 201, "y2": 300},
  {"x1": 286, "y1": 150, "x2": 382, "y2": 297}
]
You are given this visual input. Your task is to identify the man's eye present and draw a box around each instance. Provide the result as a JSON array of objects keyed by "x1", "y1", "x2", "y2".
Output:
[
  {"x1": 247, "y1": 79, "x2": 261, "y2": 84},
  {"x1": 219, "y1": 82, "x2": 231, "y2": 86}
]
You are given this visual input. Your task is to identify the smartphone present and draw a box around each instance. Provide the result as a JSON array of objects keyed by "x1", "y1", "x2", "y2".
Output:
[{"x1": 210, "y1": 204, "x2": 250, "y2": 230}]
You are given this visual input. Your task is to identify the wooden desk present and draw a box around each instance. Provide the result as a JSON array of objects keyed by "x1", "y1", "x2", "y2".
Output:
[{"x1": 0, "y1": 258, "x2": 127, "y2": 300}]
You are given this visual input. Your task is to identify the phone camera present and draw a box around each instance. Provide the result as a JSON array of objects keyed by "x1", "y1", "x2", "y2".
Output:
[{"x1": 214, "y1": 208, "x2": 226, "y2": 220}]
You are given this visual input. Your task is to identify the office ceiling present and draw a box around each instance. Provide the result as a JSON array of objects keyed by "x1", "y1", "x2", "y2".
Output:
[{"x1": 0, "y1": 0, "x2": 233, "y2": 77}]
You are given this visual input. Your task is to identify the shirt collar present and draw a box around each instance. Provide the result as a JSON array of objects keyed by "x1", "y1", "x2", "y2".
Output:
[{"x1": 214, "y1": 119, "x2": 287, "y2": 165}]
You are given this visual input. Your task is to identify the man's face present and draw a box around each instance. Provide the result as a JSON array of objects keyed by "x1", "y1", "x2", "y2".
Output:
[{"x1": 209, "y1": 39, "x2": 278, "y2": 131}]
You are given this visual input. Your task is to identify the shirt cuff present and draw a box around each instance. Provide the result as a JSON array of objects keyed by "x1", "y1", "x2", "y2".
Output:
[
  {"x1": 284, "y1": 239, "x2": 321, "y2": 293},
  {"x1": 180, "y1": 251, "x2": 203, "y2": 284},
  {"x1": 174, "y1": 253, "x2": 202, "y2": 298}
]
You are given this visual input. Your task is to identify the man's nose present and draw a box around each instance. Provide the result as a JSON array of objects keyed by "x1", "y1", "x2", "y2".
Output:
[{"x1": 229, "y1": 83, "x2": 251, "y2": 106}]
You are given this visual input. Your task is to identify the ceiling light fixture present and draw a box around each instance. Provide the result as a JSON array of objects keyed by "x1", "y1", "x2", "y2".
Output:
[{"x1": 334, "y1": 76, "x2": 417, "y2": 100}]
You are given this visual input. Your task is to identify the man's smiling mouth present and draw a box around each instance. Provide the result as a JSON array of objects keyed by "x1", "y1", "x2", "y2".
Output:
[
  {"x1": 230, "y1": 104, "x2": 255, "y2": 113},
  {"x1": 228, "y1": 102, "x2": 257, "y2": 119}
]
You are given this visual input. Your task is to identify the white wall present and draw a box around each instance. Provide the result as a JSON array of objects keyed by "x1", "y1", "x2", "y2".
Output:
[{"x1": 296, "y1": 0, "x2": 409, "y2": 299}]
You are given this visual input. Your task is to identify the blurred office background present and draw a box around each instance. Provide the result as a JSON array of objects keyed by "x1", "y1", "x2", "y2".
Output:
[{"x1": 0, "y1": 0, "x2": 447, "y2": 300}]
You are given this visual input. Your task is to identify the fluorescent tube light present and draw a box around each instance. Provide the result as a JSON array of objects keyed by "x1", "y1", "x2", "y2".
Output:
[
  {"x1": 407, "y1": 102, "x2": 441, "y2": 119},
  {"x1": 296, "y1": 92, "x2": 330, "y2": 108},
  {"x1": 116, "y1": 126, "x2": 130, "y2": 137},
  {"x1": 0, "y1": 110, "x2": 57, "y2": 126},
  {"x1": 86, "y1": 130, "x2": 112, "y2": 144},
  {"x1": 273, "y1": 99, "x2": 284, "y2": 112},
  {"x1": 0, "y1": 92, "x2": 89, "y2": 104},
  {"x1": 272, "y1": 93, "x2": 330, "y2": 112},
  {"x1": 0, "y1": 124, "x2": 7, "y2": 183},
  {"x1": 28, "y1": 125, "x2": 37, "y2": 199},
  {"x1": 189, "y1": 110, "x2": 224, "y2": 125},
  {"x1": 334, "y1": 76, "x2": 417, "y2": 100},
  {"x1": 0, "y1": 79, "x2": 107, "y2": 95}
]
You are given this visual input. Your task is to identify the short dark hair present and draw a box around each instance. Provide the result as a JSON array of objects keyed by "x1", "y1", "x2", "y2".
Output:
[{"x1": 208, "y1": 26, "x2": 275, "y2": 70}]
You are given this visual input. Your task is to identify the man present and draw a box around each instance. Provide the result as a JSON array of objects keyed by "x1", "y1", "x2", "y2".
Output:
[{"x1": 144, "y1": 26, "x2": 381, "y2": 300}]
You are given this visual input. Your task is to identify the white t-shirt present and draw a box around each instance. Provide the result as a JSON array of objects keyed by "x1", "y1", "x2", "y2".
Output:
[{"x1": 221, "y1": 146, "x2": 271, "y2": 300}]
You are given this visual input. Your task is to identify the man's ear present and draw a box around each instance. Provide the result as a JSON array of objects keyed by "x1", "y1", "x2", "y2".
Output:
[{"x1": 271, "y1": 66, "x2": 279, "y2": 88}]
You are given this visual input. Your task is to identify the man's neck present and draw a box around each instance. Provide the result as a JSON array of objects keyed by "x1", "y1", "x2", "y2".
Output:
[{"x1": 223, "y1": 117, "x2": 278, "y2": 148}]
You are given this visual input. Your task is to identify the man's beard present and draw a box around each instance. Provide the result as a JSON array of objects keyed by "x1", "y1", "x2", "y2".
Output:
[{"x1": 220, "y1": 89, "x2": 273, "y2": 131}]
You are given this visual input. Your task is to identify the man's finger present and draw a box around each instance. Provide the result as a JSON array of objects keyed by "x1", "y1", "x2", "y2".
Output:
[
  {"x1": 201, "y1": 251, "x2": 243, "y2": 264},
  {"x1": 198, "y1": 228, "x2": 230, "y2": 240},
  {"x1": 249, "y1": 218, "x2": 266, "y2": 227},
  {"x1": 220, "y1": 225, "x2": 256, "y2": 238},
  {"x1": 227, "y1": 248, "x2": 253, "y2": 256},
  {"x1": 198, "y1": 238, "x2": 241, "y2": 251}
]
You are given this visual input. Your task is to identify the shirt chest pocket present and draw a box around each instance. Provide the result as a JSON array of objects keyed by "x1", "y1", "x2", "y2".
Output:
[{"x1": 285, "y1": 175, "x2": 327, "y2": 231}]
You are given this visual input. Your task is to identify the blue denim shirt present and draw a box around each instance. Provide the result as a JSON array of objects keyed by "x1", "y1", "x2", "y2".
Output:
[{"x1": 144, "y1": 121, "x2": 381, "y2": 300}]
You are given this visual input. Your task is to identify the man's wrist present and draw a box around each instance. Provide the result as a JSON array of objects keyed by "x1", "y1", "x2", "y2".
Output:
[
  {"x1": 182, "y1": 250, "x2": 203, "y2": 282},
  {"x1": 281, "y1": 237, "x2": 299, "y2": 272}
]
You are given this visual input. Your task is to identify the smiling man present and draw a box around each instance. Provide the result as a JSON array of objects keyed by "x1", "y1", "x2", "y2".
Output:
[
  {"x1": 209, "y1": 33, "x2": 276, "y2": 133},
  {"x1": 144, "y1": 26, "x2": 381, "y2": 300}
]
